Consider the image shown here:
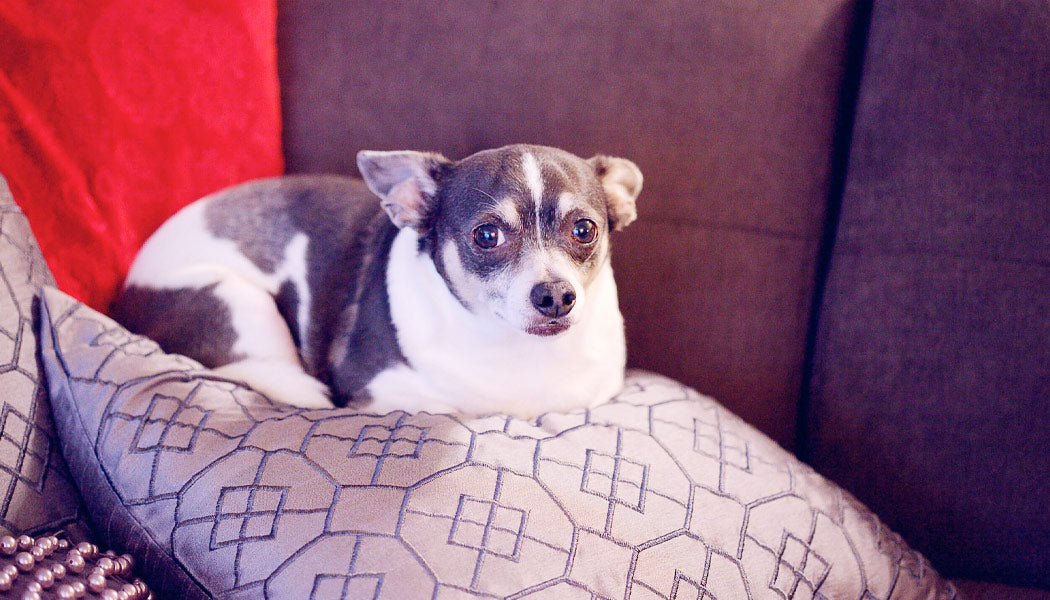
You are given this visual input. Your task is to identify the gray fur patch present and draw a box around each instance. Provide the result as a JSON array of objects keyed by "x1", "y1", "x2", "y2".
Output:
[
  {"x1": 279, "y1": 178, "x2": 407, "y2": 398},
  {"x1": 111, "y1": 284, "x2": 240, "y2": 368},
  {"x1": 274, "y1": 280, "x2": 301, "y2": 347},
  {"x1": 327, "y1": 215, "x2": 405, "y2": 405},
  {"x1": 204, "y1": 180, "x2": 297, "y2": 273}
]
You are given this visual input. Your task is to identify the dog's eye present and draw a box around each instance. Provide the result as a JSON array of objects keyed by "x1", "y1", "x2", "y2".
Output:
[
  {"x1": 472, "y1": 223, "x2": 504, "y2": 249},
  {"x1": 571, "y1": 219, "x2": 598, "y2": 244}
]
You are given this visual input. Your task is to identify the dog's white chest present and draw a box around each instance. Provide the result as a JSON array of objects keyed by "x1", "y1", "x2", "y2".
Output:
[{"x1": 365, "y1": 229, "x2": 627, "y2": 418}]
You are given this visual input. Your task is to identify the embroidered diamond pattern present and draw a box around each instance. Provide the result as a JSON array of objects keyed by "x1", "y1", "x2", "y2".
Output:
[
  {"x1": 211, "y1": 485, "x2": 287, "y2": 549},
  {"x1": 693, "y1": 414, "x2": 750, "y2": 472},
  {"x1": 0, "y1": 405, "x2": 49, "y2": 489},
  {"x1": 349, "y1": 423, "x2": 428, "y2": 459},
  {"x1": 581, "y1": 449, "x2": 648, "y2": 511},
  {"x1": 310, "y1": 573, "x2": 383, "y2": 600},
  {"x1": 131, "y1": 394, "x2": 208, "y2": 453},
  {"x1": 771, "y1": 531, "x2": 831, "y2": 598},
  {"x1": 448, "y1": 495, "x2": 527, "y2": 560},
  {"x1": 671, "y1": 571, "x2": 714, "y2": 600}
]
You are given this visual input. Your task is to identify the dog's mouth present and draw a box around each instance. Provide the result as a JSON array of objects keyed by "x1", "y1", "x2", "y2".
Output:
[{"x1": 525, "y1": 320, "x2": 570, "y2": 337}]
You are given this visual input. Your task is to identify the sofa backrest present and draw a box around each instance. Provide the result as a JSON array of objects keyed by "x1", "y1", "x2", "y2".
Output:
[
  {"x1": 804, "y1": 0, "x2": 1050, "y2": 587},
  {"x1": 277, "y1": 0, "x2": 862, "y2": 449}
]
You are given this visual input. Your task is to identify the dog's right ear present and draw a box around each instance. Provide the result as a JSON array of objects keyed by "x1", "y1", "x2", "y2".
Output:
[{"x1": 357, "y1": 150, "x2": 452, "y2": 230}]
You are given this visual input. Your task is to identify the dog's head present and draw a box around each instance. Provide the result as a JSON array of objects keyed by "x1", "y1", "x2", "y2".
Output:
[{"x1": 357, "y1": 144, "x2": 642, "y2": 336}]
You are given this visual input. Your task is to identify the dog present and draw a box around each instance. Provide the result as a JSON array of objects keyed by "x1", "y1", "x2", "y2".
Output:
[{"x1": 111, "y1": 144, "x2": 643, "y2": 417}]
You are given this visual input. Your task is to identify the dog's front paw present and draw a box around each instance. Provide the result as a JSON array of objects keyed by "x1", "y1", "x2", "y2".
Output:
[{"x1": 212, "y1": 359, "x2": 332, "y2": 409}]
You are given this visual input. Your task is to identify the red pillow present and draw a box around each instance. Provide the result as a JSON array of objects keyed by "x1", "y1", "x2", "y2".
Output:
[{"x1": 0, "y1": 0, "x2": 283, "y2": 312}]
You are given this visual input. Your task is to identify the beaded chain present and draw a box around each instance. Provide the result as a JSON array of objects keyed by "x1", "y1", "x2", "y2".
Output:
[{"x1": 0, "y1": 534, "x2": 152, "y2": 600}]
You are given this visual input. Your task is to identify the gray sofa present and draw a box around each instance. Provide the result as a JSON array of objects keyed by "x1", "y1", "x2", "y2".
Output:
[
  {"x1": 0, "y1": 1, "x2": 1046, "y2": 598},
  {"x1": 281, "y1": 1, "x2": 1050, "y2": 596},
  {"x1": 278, "y1": 1, "x2": 1050, "y2": 596}
]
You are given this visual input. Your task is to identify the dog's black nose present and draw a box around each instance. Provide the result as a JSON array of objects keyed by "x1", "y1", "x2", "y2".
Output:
[{"x1": 530, "y1": 281, "x2": 576, "y2": 318}]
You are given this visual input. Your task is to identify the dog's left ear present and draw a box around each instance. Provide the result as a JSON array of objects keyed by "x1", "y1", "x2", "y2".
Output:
[
  {"x1": 587, "y1": 156, "x2": 643, "y2": 231},
  {"x1": 357, "y1": 150, "x2": 452, "y2": 230}
]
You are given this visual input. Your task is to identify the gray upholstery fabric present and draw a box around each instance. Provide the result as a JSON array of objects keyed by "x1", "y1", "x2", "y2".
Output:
[
  {"x1": 954, "y1": 581, "x2": 1050, "y2": 600},
  {"x1": 0, "y1": 174, "x2": 86, "y2": 537},
  {"x1": 805, "y1": 0, "x2": 1050, "y2": 588},
  {"x1": 40, "y1": 286, "x2": 957, "y2": 599},
  {"x1": 276, "y1": 0, "x2": 864, "y2": 448}
]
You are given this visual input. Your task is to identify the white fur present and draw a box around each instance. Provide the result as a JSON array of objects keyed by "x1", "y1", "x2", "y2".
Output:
[
  {"x1": 124, "y1": 199, "x2": 322, "y2": 408},
  {"x1": 368, "y1": 228, "x2": 626, "y2": 418},
  {"x1": 126, "y1": 202, "x2": 312, "y2": 305},
  {"x1": 521, "y1": 152, "x2": 544, "y2": 242},
  {"x1": 281, "y1": 234, "x2": 312, "y2": 338},
  {"x1": 556, "y1": 191, "x2": 574, "y2": 220},
  {"x1": 211, "y1": 359, "x2": 331, "y2": 410},
  {"x1": 494, "y1": 198, "x2": 522, "y2": 230}
]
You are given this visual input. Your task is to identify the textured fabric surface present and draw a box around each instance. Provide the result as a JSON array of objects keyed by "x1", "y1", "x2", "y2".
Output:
[
  {"x1": 0, "y1": 175, "x2": 86, "y2": 537},
  {"x1": 805, "y1": 0, "x2": 1050, "y2": 589},
  {"x1": 0, "y1": 0, "x2": 283, "y2": 312},
  {"x1": 276, "y1": 0, "x2": 862, "y2": 448},
  {"x1": 954, "y1": 580, "x2": 1050, "y2": 600},
  {"x1": 39, "y1": 287, "x2": 957, "y2": 600}
]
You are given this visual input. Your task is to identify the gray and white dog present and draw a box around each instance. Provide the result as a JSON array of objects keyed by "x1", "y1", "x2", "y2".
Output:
[{"x1": 112, "y1": 144, "x2": 643, "y2": 417}]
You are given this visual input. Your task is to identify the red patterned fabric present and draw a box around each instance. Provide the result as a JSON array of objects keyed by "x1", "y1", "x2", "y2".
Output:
[{"x1": 0, "y1": 0, "x2": 283, "y2": 311}]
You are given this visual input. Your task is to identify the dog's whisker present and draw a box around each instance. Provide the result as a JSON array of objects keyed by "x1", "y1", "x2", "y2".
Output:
[{"x1": 471, "y1": 187, "x2": 499, "y2": 205}]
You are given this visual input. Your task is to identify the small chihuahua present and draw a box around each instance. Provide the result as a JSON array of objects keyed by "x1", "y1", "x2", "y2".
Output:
[{"x1": 111, "y1": 144, "x2": 643, "y2": 417}]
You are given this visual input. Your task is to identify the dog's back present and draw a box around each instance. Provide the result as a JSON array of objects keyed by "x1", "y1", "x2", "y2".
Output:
[{"x1": 111, "y1": 175, "x2": 397, "y2": 408}]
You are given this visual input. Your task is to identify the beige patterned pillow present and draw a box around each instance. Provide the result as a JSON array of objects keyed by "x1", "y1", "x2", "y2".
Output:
[
  {"x1": 0, "y1": 175, "x2": 86, "y2": 537},
  {"x1": 38, "y1": 285, "x2": 960, "y2": 600}
]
